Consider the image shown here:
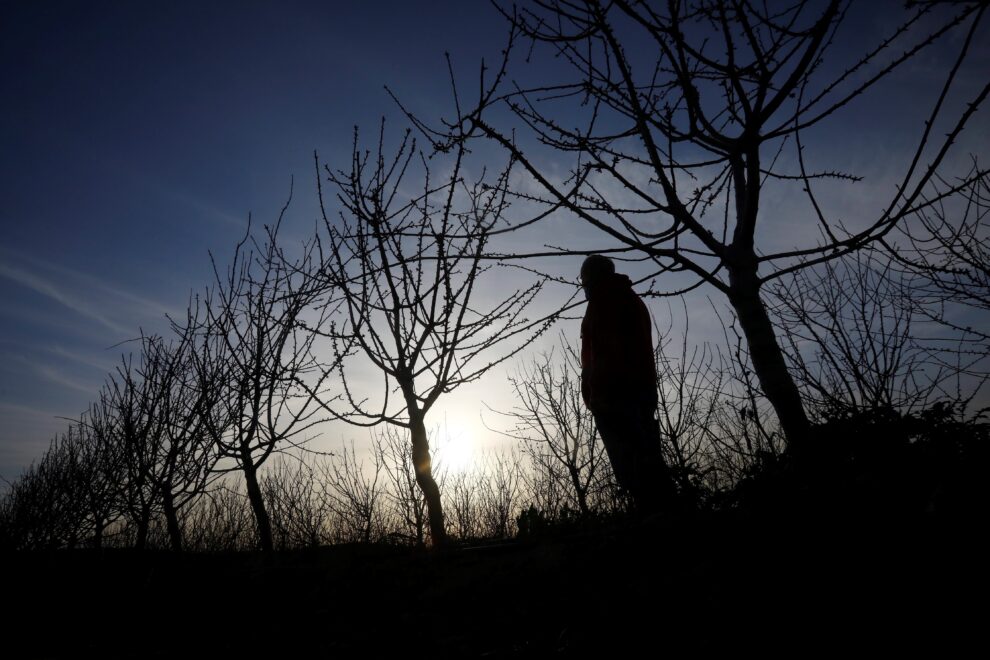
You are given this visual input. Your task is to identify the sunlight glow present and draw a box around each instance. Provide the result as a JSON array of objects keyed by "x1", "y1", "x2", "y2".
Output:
[{"x1": 434, "y1": 422, "x2": 477, "y2": 474}]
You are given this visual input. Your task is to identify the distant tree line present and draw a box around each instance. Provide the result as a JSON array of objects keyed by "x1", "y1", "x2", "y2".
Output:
[{"x1": 2, "y1": 250, "x2": 986, "y2": 551}]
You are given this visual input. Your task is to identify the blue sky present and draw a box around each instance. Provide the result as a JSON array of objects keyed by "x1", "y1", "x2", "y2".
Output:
[
  {"x1": 1, "y1": 0, "x2": 988, "y2": 481},
  {"x1": 0, "y1": 0, "x2": 515, "y2": 477}
]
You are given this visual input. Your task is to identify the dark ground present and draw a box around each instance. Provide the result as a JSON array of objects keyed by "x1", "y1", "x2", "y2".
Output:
[{"x1": 3, "y1": 511, "x2": 984, "y2": 658}]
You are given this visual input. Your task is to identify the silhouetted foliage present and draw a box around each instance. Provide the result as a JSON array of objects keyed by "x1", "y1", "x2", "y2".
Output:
[
  {"x1": 261, "y1": 457, "x2": 330, "y2": 550},
  {"x1": 731, "y1": 401, "x2": 990, "y2": 518},
  {"x1": 0, "y1": 431, "x2": 90, "y2": 550}
]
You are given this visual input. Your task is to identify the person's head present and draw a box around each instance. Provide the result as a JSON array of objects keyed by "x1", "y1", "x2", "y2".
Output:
[{"x1": 580, "y1": 254, "x2": 615, "y2": 292}]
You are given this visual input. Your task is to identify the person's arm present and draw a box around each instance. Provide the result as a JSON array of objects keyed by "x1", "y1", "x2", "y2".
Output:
[
  {"x1": 581, "y1": 315, "x2": 593, "y2": 408},
  {"x1": 633, "y1": 296, "x2": 659, "y2": 409}
]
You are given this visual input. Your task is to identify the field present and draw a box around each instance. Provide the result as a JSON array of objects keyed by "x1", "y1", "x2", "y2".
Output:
[{"x1": 4, "y1": 511, "x2": 980, "y2": 658}]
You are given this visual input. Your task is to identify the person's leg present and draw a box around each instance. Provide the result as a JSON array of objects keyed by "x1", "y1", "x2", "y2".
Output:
[
  {"x1": 627, "y1": 406, "x2": 678, "y2": 513},
  {"x1": 592, "y1": 410, "x2": 638, "y2": 504},
  {"x1": 595, "y1": 406, "x2": 675, "y2": 514}
]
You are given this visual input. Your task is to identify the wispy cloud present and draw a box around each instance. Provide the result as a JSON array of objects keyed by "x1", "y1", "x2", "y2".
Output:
[
  {"x1": 34, "y1": 364, "x2": 100, "y2": 396},
  {"x1": 0, "y1": 401, "x2": 65, "y2": 422},
  {"x1": 165, "y1": 188, "x2": 249, "y2": 230},
  {"x1": 0, "y1": 248, "x2": 181, "y2": 335},
  {"x1": 47, "y1": 344, "x2": 116, "y2": 373},
  {"x1": 16, "y1": 249, "x2": 180, "y2": 318},
  {"x1": 0, "y1": 260, "x2": 131, "y2": 334},
  {"x1": 4, "y1": 353, "x2": 103, "y2": 397}
]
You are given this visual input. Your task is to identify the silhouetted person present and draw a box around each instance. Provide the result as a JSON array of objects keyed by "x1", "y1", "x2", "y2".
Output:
[{"x1": 580, "y1": 254, "x2": 676, "y2": 514}]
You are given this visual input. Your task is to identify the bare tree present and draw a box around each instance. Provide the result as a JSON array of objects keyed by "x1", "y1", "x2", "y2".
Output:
[
  {"x1": 318, "y1": 441, "x2": 388, "y2": 544},
  {"x1": 0, "y1": 429, "x2": 89, "y2": 550},
  {"x1": 376, "y1": 425, "x2": 429, "y2": 546},
  {"x1": 140, "y1": 324, "x2": 223, "y2": 551},
  {"x1": 401, "y1": 0, "x2": 990, "y2": 447},
  {"x1": 444, "y1": 468, "x2": 481, "y2": 540},
  {"x1": 203, "y1": 214, "x2": 330, "y2": 552},
  {"x1": 654, "y1": 313, "x2": 726, "y2": 497},
  {"x1": 75, "y1": 399, "x2": 125, "y2": 548},
  {"x1": 697, "y1": 311, "x2": 788, "y2": 483},
  {"x1": 103, "y1": 348, "x2": 170, "y2": 550},
  {"x1": 476, "y1": 450, "x2": 525, "y2": 538},
  {"x1": 890, "y1": 162, "x2": 990, "y2": 356},
  {"x1": 492, "y1": 337, "x2": 610, "y2": 517},
  {"x1": 91, "y1": 328, "x2": 221, "y2": 551},
  {"x1": 262, "y1": 456, "x2": 331, "y2": 549},
  {"x1": 768, "y1": 251, "x2": 974, "y2": 418},
  {"x1": 181, "y1": 481, "x2": 256, "y2": 552},
  {"x1": 307, "y1": 123, "x2": 556, "y2": 544},
  {"x1": 3, "y1": 321, "x2": 216, "y2": 552}
]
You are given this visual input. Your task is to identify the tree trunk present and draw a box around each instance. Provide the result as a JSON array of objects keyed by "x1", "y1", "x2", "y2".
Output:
[
  {"x1": 162, "y1": 487, "x2": 183, "y2": 552},
  {"x1": 134, "y1": 504, "x2": 151, "y2": 550},
  {"x1": 409, "y1": 415, "x2": 447, "y2": 546},
  {"x1": 409, "y1": 478, "x2": 426, "y2": 547},
  {"x1": 415, "y1": 506, "x2": 425, "y2": 547},
  {"x1": 567, "y1": 465, "x2": 590, "y2": 516},
  {"x1": 242, "y1": 458, "x2": 274, "y2": 552},
  {"x1": 727, "y1": 263, "x2": 811, "y2": 447}
]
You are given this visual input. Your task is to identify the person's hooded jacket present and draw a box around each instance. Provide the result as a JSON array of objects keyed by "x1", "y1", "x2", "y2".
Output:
[{"x1": 580, "y1": 273, "x2": 658, "y2": 413}]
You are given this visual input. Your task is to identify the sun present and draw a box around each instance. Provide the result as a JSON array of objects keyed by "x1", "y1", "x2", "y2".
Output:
[{"x1": 434, "y1": 422, "x2": 476, "y2": 474}]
